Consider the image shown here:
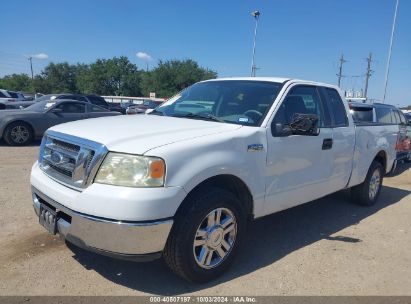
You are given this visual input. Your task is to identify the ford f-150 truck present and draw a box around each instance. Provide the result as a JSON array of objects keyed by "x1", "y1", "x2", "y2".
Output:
[{"x1": 30, "y1": 77, "x2": 397, "y2": 282}]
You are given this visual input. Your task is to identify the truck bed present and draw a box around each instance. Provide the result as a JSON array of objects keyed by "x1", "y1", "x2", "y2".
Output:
[{"x1": 348, "y1": 123, "x2": 397, "y2": 187}]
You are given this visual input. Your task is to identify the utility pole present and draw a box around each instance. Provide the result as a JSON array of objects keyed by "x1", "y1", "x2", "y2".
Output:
[
  {"x1": 364, "y1": 53, "x2": 373, "y2": 99},
  {"x1": 28, "y1": 56, "x2": 33, "y2": 79},
  {"x1": 250, "y1": 10, "x2": 260, "y2": 77},
  {"x1": 336, "y1": 54, "x2": 346, "y2": 87},
  {"x1": 383, "y1": 0, "x2": 399, "y2": 103}
]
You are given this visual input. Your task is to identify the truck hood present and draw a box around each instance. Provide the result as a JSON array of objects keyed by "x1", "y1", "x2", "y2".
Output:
[{"x1": 49, "y1": 115, "x2": 242, "y2": 154}]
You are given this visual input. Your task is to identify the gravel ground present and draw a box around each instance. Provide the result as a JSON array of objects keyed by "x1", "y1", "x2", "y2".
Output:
[{"x1": 0, "y1": 142, "x2": 410, "y2": 296}]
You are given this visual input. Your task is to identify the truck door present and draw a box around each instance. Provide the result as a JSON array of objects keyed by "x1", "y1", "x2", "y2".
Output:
[
  {"x1": 319, "y1": 87, "x2": 355, "y2": 191},
  {"x1": 264, "y1": 85, "x2": 334, "y2": 215},
  {"x1": 45, "y1": 102, "x2": 87, "y2": 131}
]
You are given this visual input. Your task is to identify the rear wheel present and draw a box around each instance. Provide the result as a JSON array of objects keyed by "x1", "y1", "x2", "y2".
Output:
[
  {"x1": 351, "y1": 160, "x2": 384, "y2": 206},
  {"x1": 4, "y1": 122, "x2": 34, "y2": 146},
  {"x1": 163, "y1": 187, "x2": 246, "y2": 283}
]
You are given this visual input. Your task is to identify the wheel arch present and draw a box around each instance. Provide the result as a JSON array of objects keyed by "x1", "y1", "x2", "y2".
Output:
[
  {"x1": 374, "y1": 150, "x2": 387, "y2": 172},
  {"x1": 2, "y1": 119, "x2": 35, "y2": 138},
  {"x1": 175, "y1": 174, "x2": 254, "y2": 221}
]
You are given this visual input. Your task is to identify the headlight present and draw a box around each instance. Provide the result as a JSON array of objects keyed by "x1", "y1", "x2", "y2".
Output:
[{"x1": 94, "y1": 153, "x2": 165, "y2": 187}]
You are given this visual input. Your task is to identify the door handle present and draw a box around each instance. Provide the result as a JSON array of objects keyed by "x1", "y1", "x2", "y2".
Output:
[{"x1": 322, "y1": 138, "x2": 333, "y2": 150}]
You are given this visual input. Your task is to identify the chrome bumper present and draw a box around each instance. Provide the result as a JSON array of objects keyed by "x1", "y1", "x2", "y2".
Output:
[{"x1": 32, "y1": 187, "x2": 173, "y2": 261}]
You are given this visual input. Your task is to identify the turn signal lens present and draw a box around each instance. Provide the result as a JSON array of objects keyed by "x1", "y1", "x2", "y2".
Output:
[{"x1": 150, "y1": 159, "x2": 165, "y2": 179}]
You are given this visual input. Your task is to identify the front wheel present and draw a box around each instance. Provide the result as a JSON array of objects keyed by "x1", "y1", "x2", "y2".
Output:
[
  {"x1": 163, "y1": 187, "x2": 246, "y2": 283},
  {"x1": 351, "y1": 160, "x2": 384, "y2": 206},
  {"x1": 4, "y1": 122, "x2": 34, "y2": 146}
]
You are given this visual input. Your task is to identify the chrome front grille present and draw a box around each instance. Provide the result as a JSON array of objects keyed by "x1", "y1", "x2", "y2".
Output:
[{"x1": 39, "y1": 130, "x2": 108, "y2": 190}]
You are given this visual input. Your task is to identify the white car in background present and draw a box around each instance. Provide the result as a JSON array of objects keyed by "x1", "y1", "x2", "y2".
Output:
[
  {"x1": 0, "y1": 89, "x2": 26, "y2": 101},
  {"x1": 0, "y1": 89, "x2": 27, "y2": 109}
]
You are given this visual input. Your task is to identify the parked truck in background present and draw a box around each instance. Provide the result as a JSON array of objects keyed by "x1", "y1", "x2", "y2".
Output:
[
  {"x1": 30, "y1": 77, "x2": 397, "y2": 282},
  {"x1": 350, "y1": 102, "x2": 411, "y2": 164}
]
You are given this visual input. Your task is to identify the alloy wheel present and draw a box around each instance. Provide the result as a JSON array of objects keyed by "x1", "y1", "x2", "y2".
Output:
[
  {"x1": 193, "y1": 207, "x2": 237, "y2": 269},
  {"x1": 10, "y1": 125, "x2": 30, "y2": 144}
]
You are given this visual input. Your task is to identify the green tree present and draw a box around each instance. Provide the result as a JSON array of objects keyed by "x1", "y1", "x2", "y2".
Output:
[
  {"x1": 31, "y1": 75, "x2": 51, "y2": 94},
  {"x1": 77, "y1": 56, "x2": 142, "y2": 96},
  {"x1": 141, "y1": 59, "x2": 217, "y2": 98},
  {"x1": 0, "y1": 74, "x2": 32, "y2": 92},
  {"x1": 40, "y1": 62, "x2": 79, "y2": 93},
  {"x1": 0, "y1": 57, "x2": 216, "y2": 97}
]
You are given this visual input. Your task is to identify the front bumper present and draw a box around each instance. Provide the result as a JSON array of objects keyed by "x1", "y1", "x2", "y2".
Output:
[{"x1": 32, "y1": 187, "x2": 173, "y2": 261}]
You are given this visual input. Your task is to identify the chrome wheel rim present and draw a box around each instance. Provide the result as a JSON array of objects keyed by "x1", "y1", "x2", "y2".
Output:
[
  {"x1": 193, "y1": 207, "x2": 237, "y2": 269},
  {"x1": 10, "y1": 125, "x2": 29, "y2": 143},
  {"x1": 369, "y1": 169, "x2": 381, "y2": 200}
]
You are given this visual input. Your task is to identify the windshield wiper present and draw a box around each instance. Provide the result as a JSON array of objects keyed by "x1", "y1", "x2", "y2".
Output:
[{"x1": 172, "y1": 112, "x2": 225, "y2": 123}]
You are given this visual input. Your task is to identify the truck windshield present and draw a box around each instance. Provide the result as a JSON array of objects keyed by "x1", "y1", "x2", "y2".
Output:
[
  {"x1": 153, "y1": 80, "x2": 283, "y2": 126},
  {"x1": 25, "y1": 100, "x2": 57, "y2": 112}
]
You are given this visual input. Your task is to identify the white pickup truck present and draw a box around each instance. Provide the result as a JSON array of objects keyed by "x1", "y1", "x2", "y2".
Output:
[{"x1": 30, "y1": 77, "x2": 397, "y2": 282}]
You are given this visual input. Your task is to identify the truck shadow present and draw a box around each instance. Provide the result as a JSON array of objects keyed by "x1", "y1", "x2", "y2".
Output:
[
  {"x1": 387, "y1": 161, "x2": 411, "y2": 177},
  {"x1": 67, "y1": 184, "x2": 410, "y2": 294}
]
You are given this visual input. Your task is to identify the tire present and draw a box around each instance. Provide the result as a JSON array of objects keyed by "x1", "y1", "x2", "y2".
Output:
[
  {"x1": 351, "y1": 160, "x2": 384, "y2": 206},
  {"x1": 3, "y1": 121, "x2": 34, "y2": 146},
  {"x1": 163, "y1": 187, "x2": 247, "y2": 283}
]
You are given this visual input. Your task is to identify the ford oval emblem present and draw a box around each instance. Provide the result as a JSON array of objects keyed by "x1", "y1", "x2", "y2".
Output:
[{"x1": 50, "y1": 151, "x2": 63, "y2": 164}]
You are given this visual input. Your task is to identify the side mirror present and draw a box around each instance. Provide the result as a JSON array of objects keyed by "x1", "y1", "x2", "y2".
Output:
[
  {"x1": 50, "y1": 108, "x2": 63, "y2": 114},
  {"x1": 272, "y1": 122, "x2": 292, "y2": 137},
  {"x1": 289, "y1": 113, "x2": 319, "y2": 136},
  {"x1": 272, "y1": 114, "x2": 320, "y2": 137}
]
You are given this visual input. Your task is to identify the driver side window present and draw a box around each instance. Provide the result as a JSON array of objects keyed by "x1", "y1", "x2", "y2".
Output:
[
  {"x1": 273, "y1": 86, "x2": 323, "y2": 126},
  {"x1": 55, "y1": 102, "x2": 85, "y2": 114}
]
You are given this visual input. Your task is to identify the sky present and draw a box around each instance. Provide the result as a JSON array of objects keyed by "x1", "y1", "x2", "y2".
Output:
[{"x1": 1, "y1": 0, "x2": 410, "y2": 106}]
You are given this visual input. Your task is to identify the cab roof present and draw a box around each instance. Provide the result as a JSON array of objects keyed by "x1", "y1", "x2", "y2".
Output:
[{"x1": 202, "y1": 77, "x2": 340, "y2": 90}]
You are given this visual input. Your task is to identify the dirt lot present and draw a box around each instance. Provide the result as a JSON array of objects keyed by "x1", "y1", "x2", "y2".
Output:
[{"x1": 0, "y1": 142, "x2": 410, "y2": 296}]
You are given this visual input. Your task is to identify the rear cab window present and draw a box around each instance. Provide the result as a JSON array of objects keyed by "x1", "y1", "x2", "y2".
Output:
[
  {"x1": 349, "y1": 105, "x2": 374, "y2": 123},
  {"x1": 321, "y1": 87, "x2": 348, "y2": 127}
]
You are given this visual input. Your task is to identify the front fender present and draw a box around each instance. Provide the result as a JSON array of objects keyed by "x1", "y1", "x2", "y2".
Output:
[{"x1": 146, "y1": 127, "x2": 268, "y2": 217}]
